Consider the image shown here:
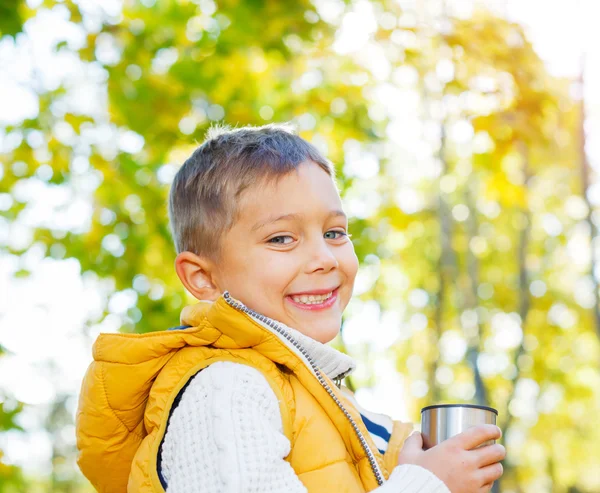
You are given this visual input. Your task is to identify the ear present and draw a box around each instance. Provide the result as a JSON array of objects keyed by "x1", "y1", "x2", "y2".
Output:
[{"x1": 175, "y1": 251, "x2": 221, "y2": 301}]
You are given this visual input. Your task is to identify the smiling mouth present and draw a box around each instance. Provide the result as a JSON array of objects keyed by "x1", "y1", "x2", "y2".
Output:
[
  {"x1": 291, "y1": 291, "x2": 333, "y2": 304},
  {"x1": 285, "y1": 288, "x2": 339, "y2": 311}
]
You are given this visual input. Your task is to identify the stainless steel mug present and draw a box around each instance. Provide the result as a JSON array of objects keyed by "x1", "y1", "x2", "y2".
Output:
[{"x1": 420, "y1": 404, "x2": 498, "y2": 450}]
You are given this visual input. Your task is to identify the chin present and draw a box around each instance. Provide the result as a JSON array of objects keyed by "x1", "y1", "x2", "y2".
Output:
[{"x1": 310, "y1": 326, "x2": 339, "y2": 344}]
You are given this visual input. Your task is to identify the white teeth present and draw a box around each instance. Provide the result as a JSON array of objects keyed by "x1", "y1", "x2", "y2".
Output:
[{"x1": 291, "y1": 291, "x2": 333, "y2": 304}]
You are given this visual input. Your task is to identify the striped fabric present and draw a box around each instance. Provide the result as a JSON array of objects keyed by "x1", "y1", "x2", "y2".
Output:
[{"x1": 342, "y1": 390, "x2": 393, "y2": 454}]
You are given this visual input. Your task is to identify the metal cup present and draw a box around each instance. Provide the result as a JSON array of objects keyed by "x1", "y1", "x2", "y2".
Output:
[{"x1": 420, "y1": 404, "x2": 498, "y2": 450}]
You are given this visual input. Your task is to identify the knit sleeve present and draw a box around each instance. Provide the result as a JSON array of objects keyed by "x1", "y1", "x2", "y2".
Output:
[
  {"x1": 160, "y1": 361, "x2": 308, "y2": 493},
  {"x1": 376, "y1": 465, "x2": 451, "y2": 493}
]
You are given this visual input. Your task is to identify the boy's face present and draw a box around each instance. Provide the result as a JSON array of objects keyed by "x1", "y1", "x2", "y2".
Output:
[{"x1": 212, "y1": 160, "x2": 358, "y2": 343}]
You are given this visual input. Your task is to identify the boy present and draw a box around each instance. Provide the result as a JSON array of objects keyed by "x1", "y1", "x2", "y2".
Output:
[{"x1": 76, "y1": 124, "x2": 505, "y2": 493}]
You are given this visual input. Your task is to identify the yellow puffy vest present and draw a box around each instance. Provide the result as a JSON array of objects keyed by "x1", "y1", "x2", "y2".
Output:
[{"x1": 76, "y1": 295, "x2": 413, "y2": 492}]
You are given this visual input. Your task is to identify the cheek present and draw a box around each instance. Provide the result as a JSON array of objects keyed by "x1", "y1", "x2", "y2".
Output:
[
  {"x1": 340, "y1": 244, "x2": 359, "y2": 284},
  {"x1": 250, "y1": 251, "x2": 298, "y2": 289}
]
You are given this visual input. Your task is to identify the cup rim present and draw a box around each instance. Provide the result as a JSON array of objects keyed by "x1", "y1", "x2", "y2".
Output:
[{"x1": 421, "y1": 403, "x2": 498, "y2": 415}]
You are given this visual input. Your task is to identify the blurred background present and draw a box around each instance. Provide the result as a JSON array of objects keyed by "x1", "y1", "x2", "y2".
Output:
[{"x1": 1, "y1": 0, "x2": 600, "y2": 491}]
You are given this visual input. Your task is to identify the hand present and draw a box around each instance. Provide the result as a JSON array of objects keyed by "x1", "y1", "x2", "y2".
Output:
[{"x1": 397, "y1": 424, "x2": 506, "y2": 493}]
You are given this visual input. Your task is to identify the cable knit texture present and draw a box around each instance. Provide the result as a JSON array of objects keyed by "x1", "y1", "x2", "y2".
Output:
[
  {"x1": 381, "y1": 465, "x2": 451, "y2": 493},
  {"x1": 161, "y1": 362, "x2": 306, "y2": 493},
  {"x1": 162, "y1": 361, "x2": 450, "y2": 493}
]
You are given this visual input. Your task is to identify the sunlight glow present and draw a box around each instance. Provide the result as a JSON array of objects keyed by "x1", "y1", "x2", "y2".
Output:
[{"x1": 2, "y1": 0, "x2": 600, "y2": 479}]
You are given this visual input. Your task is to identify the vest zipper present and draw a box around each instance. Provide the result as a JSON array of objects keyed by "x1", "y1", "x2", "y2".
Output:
[{"x1": 223, "y1": 291, "x2": 385, "y2": 486}]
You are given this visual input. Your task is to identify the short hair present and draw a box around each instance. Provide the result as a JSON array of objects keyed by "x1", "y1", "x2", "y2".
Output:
[{"x1": 168, "y1": 123, "x2": 336, "y2": 260}]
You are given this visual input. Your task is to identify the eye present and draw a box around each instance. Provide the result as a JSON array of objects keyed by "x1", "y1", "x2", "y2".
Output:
[
  {"x1": 268, "y1": 235, "x2": 294, "y2": 245},
  {"x1": 324, "y1": 230, "x2": 348, "y2": 240}
]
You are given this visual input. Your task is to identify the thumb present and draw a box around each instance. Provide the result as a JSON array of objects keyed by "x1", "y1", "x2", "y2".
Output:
[
  {"x1": 404, "y1": 431, "x2": 423, "y2": 451},
  {"x1": 398, "y1": 432, "x2": 424, "y2": 465}
]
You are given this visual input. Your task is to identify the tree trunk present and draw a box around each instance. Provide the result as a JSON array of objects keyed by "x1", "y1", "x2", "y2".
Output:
[
  {"x1": 431, "y1": 123, "x2": 452, "y2": 404},
  {"x1": 494, "y1": 144, "x2": 533, "y2": 493},
  {"x1": 577, "y1": 62, "x2": 600, "y2": 340},
  {"x1": 464, "y1": 185, "x2": 489, "y2": 406}
]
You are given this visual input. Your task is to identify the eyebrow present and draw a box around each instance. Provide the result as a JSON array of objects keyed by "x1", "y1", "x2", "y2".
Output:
[{"x1": 251, "y1": 210, "x2": 347, "y2": 232}]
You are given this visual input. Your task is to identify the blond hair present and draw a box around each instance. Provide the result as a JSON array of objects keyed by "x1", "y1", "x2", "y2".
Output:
[{"x1": 168, "y1": 123, "x2": 335, "y2": 260}]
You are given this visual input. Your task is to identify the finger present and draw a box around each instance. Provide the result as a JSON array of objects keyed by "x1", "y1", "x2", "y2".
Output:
[
  {"x1": 403, "y1": 432, "x2": 423, "y2": 451},
  {"x1": 398, "y1": 432, "x2": 423, "y2": 465},
  {"x1": 478, "y1": 462, "x2": 503, "y2": 486},
  {"x1": 480, "y1": 483, "x2": 494, "y2": 492},
  {"x1": 454, "y1": 424, "x2": 502, "y2": 450},
  {"x1": 475, "y1": 444, "x2": 506, "y2": 467}
]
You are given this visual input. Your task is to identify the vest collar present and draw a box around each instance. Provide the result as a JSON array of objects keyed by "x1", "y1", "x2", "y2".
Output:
[
  {"x1": 271, "y1": 317, "x2": 356, "y2": 381},
  {"x1": 180, "y1": 296, "x2": 356, "y2": 381}
]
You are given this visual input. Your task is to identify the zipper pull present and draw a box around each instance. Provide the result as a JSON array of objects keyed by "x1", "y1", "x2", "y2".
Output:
[{"x1": 334, "y1": 377, "x2": 342, "y2": 389}]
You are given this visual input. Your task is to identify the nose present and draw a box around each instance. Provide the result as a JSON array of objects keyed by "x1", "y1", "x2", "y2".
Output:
[{"x1": 305, "y1": 237, "x2": 339, "y2": 273}]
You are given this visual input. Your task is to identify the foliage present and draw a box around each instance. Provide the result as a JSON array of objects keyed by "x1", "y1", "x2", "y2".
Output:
[
  {"x1": 1, "y1": 1, "x2": 599, "y2": 492},
  {"x1": 0, "y1": 0, "x2": 25, "y2": 37}
]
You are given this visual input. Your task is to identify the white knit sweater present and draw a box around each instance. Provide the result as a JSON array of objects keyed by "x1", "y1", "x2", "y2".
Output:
[{"x1": 160, "y1": 326, "x2": 450, "y2": 493}]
